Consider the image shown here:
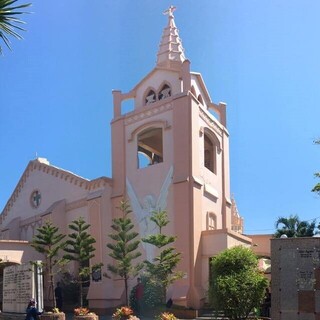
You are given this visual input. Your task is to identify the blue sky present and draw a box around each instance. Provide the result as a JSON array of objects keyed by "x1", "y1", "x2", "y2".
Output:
[{"x1": 1, "y1": 0, "x2": 320, "y2": 234}]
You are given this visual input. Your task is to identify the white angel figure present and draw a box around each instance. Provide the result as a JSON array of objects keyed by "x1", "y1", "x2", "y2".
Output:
[{"x1": 126, "y1": 165, "x2": 174, "y2": 261}]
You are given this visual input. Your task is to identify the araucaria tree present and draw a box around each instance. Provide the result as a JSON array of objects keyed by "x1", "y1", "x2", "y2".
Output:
[
  {"x1": 209, "y1": 246, "x2": 268, "y2": 320},
  {"x1": 142, "y1": 209, "x2": 183, "y2": 304},
  {"x1": 31, "y1": 221, "x2": 65, "y2": 308},
  {"x1": 0, "y1": 0, "x2": 31, "y2": 54},
  {"x1": 107, "y1": 199, "x2": 143, "y2": 305},
  {"x1": 63, "y1": 217, "x2": 97, "y2": 307}
]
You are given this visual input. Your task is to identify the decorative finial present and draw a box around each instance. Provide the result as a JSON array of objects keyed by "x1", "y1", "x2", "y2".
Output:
[{"x1": 163, "y1": 5, "x2": 176, "y2": 18}]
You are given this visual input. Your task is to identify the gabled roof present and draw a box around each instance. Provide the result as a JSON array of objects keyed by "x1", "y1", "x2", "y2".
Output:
[
  {"x1": 128, "y1": 65, "x2": 182, "y2": 97},
  {"x1": 190, "y1": 72, "x2": 213, "y2": 105},
  {"x1": 0, "y1": 158, "x2": 112, "y2": 223}
]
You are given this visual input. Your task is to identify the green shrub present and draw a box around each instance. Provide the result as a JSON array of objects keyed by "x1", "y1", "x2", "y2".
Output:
[{"x1": 209, "y1": 246, "x2": 268, "y2": 320}]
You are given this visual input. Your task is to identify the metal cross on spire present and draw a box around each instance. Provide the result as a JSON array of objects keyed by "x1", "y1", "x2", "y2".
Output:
[{"x1": 163, "y1": 5, "x2": 176, "y2": 18}]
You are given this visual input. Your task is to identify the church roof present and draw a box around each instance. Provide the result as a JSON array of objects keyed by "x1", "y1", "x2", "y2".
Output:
[
  {"x1": 0, "y1": 158, "x2": 111, "y2": 223},
  {"x1": 156, "y1": 6, "x2": 186, "y2": 68}
]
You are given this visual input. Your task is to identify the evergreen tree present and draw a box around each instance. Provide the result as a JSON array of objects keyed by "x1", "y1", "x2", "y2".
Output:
[
  {"x1": 63, "y1": 217, "x2": 97, "y2": 307},
  {"x1": 142, "y1": 209, "x2": 183, "y2": 304},
  {"x1": 107, "y1": 199, "x2": 143, "y2": 305},
  {"x1": 31, "y1": 220, "x2": 65, "y2": 309}
]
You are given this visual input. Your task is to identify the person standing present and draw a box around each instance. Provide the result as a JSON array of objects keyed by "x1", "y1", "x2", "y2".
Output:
[
  {"x1": 135, "y1": 277, "x2": 144, "y2": 315},
  {"x1": 25, "y1": 299, "x2": 41, "y2": 320},
  {"x1": 261, "y1": 287, "x2": 271, "y2": 317},
  {"x1": 54, "y1": 282, "x2": 63, "y2": 310}
]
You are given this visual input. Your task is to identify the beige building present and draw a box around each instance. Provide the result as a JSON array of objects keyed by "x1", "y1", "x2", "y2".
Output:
[{"x1": 0, "y1": 7, "x2": 270, "y2": 311}]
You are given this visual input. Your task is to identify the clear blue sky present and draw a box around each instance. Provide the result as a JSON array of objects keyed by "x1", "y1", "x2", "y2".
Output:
[{"x1": 1, "y1": 0, "x2": 320, "y2": 234}]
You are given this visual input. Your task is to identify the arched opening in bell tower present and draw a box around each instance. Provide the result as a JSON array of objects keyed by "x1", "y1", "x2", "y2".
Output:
[{"x1": 137, "y1": 127, "x2": 163, "y2": 169}]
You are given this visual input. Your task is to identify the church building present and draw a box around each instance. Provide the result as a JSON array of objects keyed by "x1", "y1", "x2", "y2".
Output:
[{"x1": 0, "y1": 7, "x2": 262, "y2": 311}]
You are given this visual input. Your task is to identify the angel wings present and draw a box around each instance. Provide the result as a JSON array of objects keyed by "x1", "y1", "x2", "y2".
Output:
[{"x1": 126, "y1": 165, "x2": 174, "y2": 261}]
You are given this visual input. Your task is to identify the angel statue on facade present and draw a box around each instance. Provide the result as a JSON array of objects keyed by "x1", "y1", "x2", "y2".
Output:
[{"x1": 126, "y1": 165, "x2": 174, "y2": 261}]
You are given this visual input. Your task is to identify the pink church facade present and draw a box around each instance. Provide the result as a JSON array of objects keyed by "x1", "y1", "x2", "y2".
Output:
[{"x1": 0, "y1": 7, "x2": 270, "y2": 311}]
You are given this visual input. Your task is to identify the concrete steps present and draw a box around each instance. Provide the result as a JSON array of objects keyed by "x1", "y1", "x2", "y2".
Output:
[
  {"x1": 196, "y1": 310, "x2": 228, "y2": 320},
  {"x1": 196, "y1": 310, "x2": 271, "y2": 320}
]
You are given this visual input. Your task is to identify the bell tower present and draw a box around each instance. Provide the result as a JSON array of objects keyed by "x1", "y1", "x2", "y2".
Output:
[{"x1": 110, "y1": 6, "x2": 247, "y2": 308}]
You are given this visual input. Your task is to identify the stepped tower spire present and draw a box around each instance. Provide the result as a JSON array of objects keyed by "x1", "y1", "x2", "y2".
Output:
[{"x1": 156, "y1": 5, "x2": 186, "y2": 68}]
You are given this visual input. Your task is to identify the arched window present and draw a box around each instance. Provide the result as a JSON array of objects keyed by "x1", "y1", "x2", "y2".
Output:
[
  {"x1": 158, "y1": 84, "x2": 171, "y2": 100},
  {"x1": 145, "y1": 89, "x2": 156, "y2": 105},
  {"x1": 204, "y1": 133, "x2": 217, "y2": 174},
  {"x1": 137, "y1": 127, "x2": 163, "y2": 168},
  {"x1": 207, "y1": 212, "x2": 217, "y2": 230}
]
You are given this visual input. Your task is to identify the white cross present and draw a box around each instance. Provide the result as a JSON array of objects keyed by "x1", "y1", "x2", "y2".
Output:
[{"x1": 163, "y1": 5, "x2": 176, "y2": 18}]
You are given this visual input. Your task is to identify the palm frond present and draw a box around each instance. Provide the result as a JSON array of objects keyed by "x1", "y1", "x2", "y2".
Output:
[{"x1": 0, "y1": 0, "x2": 31, "y2": 53}]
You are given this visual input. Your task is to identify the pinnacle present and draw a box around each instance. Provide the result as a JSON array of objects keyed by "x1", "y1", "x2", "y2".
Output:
[{"x1": 156, "y1": 6, "x2": 186, "y2": 68}]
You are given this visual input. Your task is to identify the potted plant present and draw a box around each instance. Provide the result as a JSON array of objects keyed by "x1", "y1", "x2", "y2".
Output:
[
  {"x1": 169, "y1": 308, "x2": 199, "y2": 319},
  {"x1": 112, "y1": 306, "x2": 139, "y2": 320},
  {"x1": 157, "y1": 312, "x2": 177, "y2": 320},
  {"x1": 73, "y1": 307, "x2": 98, "y2": 320},
  {"x1": 40, "y1": 308, "x2": 65, "y2": 320}
]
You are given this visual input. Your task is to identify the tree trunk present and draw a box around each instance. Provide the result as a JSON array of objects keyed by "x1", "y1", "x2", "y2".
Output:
[
  {"x1": 124, "y1": 276, "x2": 128, "y2": 305},
  {"x1": 79, "y1": 281, "x2": 83, "y2": 307}
]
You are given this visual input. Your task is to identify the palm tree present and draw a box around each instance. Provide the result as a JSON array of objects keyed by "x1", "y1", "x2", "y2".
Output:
[
  {"x1": 296, "y1": 220, "x2": 317, "y2": 237},
  {"x1": 0, "y1": 0, "x2": 31, "y2": 54},
  {"x1": 275, "y1": 214, "x2": 317, "y2": 238},
  {"x1": 312, "y1": 140, "x2": 320, "y2": 194}
]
